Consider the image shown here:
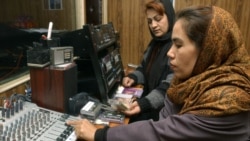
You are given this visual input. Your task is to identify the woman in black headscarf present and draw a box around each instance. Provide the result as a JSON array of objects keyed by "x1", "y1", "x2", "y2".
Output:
[{"x1": 121, "y1": 0, "x2": 175, "y2": 122}]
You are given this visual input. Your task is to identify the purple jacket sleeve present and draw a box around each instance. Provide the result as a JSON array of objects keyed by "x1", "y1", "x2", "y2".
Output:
[
  {"x1": 106, "y1": 96, "x2": 250, "y2": 141},
  {"x1": 107, "y1": 112, "x2": 249, "y2": 141}
]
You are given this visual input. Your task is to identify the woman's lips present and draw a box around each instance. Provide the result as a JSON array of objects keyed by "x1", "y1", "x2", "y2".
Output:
[
  {"x1": 153, "y1": 30, "x2": 160, "y2": 33},
  {"x1": 169, "y1": 63, "x2": 176, "y2": 70}
]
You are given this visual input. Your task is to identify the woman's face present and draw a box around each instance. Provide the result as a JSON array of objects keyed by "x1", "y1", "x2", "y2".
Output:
[
  {"x1": 146, "y1": 9, "x2": 169, "y2": 37},
  {"x1": 167, "y1": 19, "x2": 199, "y2": 80}
]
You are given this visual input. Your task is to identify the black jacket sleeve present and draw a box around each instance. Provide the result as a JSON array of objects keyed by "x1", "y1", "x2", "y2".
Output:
[{"x1": 94, "y1": 126, "x2": 109, "y2": 141}]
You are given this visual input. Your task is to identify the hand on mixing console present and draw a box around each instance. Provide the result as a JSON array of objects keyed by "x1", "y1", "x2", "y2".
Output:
[{"x1": 67, "y1": 119, "x2": 97, "y2": 141}]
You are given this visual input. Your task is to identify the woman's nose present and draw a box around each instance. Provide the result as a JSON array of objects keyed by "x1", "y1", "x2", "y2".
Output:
[
  {"x1": 151, "y1": 20, "x2": 158, "y2": 27},
  {"x1": 167, "y1": 47, "x2": 175, "y2": 59}
]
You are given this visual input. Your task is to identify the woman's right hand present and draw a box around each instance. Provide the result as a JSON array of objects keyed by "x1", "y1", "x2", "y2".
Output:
[
  {"x1": 122, "y1": 77, "x2": 135, "y2": 87},
  {"x1": 122, "y1": 101, "x2": 141, "y2": 116}
]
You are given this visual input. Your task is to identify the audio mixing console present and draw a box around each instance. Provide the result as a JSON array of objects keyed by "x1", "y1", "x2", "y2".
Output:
[{"x1": 0, "y1": 101, "x2": 78, "y2": 141}]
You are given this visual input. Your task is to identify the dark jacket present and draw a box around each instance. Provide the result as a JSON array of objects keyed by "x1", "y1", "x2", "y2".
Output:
[{"x1": 126, "y1": 0, "x2": 174, "y2": 121}]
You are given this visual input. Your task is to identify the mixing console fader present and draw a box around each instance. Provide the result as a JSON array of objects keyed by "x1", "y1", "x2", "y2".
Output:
[{"x1": 0, "y1": 101, "x2": 78, "y2": 141}]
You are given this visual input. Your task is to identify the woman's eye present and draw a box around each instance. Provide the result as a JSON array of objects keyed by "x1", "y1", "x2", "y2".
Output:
[
  {"x1": 148, "y1": 20, "x2": 152, "y2": 24},
  {"x1": 154, "y1": 16, "x2": 162, "y2": 22},
  {"x1": 175, "y1": 44, "x2": 182, "y2": 48}
]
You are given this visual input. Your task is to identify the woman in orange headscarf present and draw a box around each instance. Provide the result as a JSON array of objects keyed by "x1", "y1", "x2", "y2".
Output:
[{"x1": 67, "y1": 6, "x2": 250, "y2": 141}]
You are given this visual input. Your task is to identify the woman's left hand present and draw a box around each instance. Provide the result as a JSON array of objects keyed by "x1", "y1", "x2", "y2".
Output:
[{"x1": 67, "y1": 119, "x2": 97, "y2": 141}]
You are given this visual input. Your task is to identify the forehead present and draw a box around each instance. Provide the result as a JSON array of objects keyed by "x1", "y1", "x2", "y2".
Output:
[
  {"x1": 172, "y1": 20, "x2": 186, "y2": 39},
  {"x1": 146, "y1": 9, "x2": 160, "y2": 18}
]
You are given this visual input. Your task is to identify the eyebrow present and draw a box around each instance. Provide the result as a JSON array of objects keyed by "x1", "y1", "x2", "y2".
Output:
[
  {"x1": 172, "y1": 38, "x2": 182, "y2": 42},
  {"x1": 147, "y1": 14, "x2": 161, "y2": 20}
]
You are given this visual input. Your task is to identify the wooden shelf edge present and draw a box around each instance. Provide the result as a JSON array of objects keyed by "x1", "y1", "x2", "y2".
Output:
[{"x1": 0, "y1": 74, "x2": 30, "y2": 93}]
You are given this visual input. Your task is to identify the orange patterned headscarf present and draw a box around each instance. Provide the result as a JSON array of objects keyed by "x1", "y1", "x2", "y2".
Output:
[{"x1": 167, "y1": 6, "x2": 250, "y2": 116}]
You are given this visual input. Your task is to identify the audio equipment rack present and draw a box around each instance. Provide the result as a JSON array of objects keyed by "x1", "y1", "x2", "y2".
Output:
[{"x1": 81, "y1": 23, "x2": 124, "y2": 104}]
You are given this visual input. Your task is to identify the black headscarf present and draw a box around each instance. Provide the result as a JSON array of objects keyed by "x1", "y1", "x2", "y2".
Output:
[{"x1": 149, "y1": 0, "x2": 175, "y2": 42}]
